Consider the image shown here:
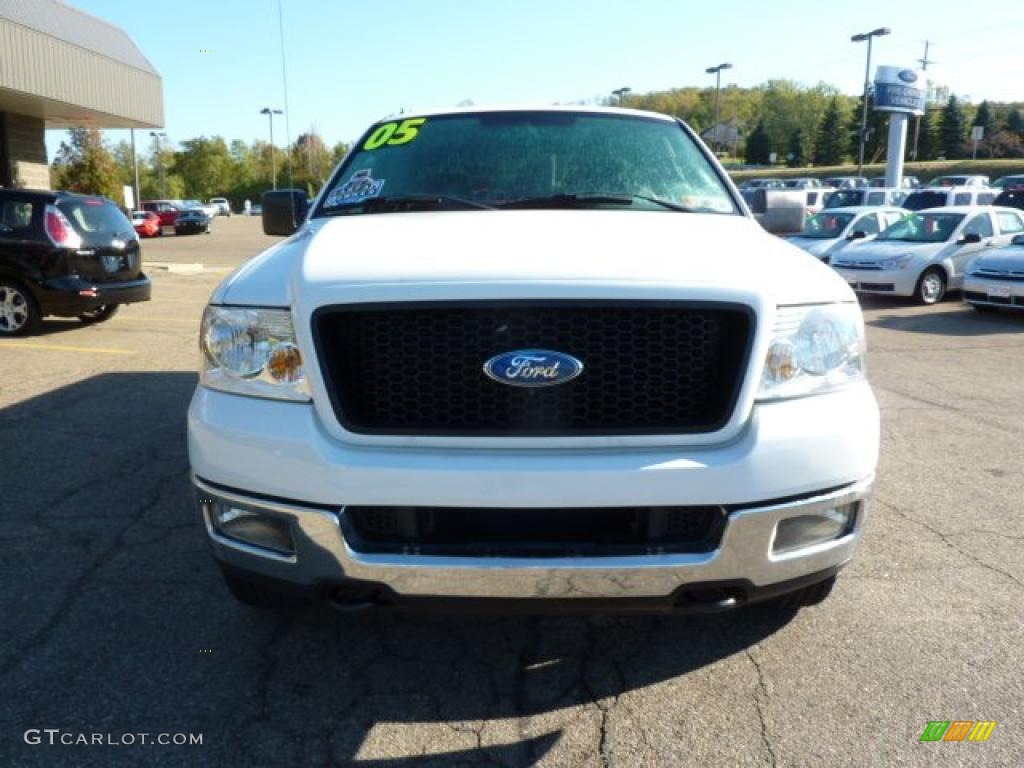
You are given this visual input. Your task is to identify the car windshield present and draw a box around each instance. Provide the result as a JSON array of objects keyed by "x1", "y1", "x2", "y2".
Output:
[
  {"x1": 798, "y1": 212, "x2": 854, "y2": 239},
  {"x1": 316, "y1": 111, "x2": 737, "y2": 216},
  {"x1": 877, "y1": 212, "x2": 963, "y2": 243}
]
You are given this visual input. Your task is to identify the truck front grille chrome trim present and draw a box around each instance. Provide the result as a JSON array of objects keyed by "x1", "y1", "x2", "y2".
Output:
[{"x1": 193, "y1": 475, "x2": 874, "y2": 599}]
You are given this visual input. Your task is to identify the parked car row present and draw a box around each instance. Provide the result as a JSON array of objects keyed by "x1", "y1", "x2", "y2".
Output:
[
  {"x1": 789, "y1": 200, "x2": 1024, "y2": 308},
  {"x1": 138, "y1": 198, "x2": 221, "y2": 236},
  {"x1": 752, "y1": 175, "x2": 1024, "y2": 237}
]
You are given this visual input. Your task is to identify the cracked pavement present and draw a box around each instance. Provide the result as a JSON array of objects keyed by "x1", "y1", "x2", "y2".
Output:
[{"x1": 1, "y1": 218, "x2": 1022, "y2": 766}]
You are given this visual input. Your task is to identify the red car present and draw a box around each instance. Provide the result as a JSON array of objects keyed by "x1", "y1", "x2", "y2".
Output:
[
  {"x1": 132, "y1": 210, "x2": 161, "y2": 237},
  {"x1": 141, "y1": 199, "x2": 180, "y2": 228}
]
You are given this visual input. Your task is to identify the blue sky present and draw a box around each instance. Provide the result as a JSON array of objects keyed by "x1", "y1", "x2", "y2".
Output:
[{"x1": 49, "y1": 0, "x2": 1024, "y2": 155}]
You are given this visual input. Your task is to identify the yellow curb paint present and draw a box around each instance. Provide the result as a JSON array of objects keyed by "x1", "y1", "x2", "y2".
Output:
[{"x1": 0, "y1": 342, "x2": 135, "y2": 355}]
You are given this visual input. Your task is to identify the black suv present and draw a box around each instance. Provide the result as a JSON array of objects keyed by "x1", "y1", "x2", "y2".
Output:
[{"x1": 0, "y1": 189, "x2": 151, "y2": 335}]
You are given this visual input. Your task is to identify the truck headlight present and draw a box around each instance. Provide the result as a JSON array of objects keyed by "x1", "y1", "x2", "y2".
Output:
[
  {"x1": 200, "y1": 306, "x2": 311, "y2": 401},
  {"x1": 758, "y1": 303, "x2": 866, "y2": 401}
]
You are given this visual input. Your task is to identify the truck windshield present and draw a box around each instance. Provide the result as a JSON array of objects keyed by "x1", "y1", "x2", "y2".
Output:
[
  {"x1": 798, "y1": 212, "x2": 854, "y2": 239},
  {"x1": 316, "y1": 111, "x2": 737, "y2": 216},
  {"x1": 876, "y1": 213, "x2": 963, "y2": 243}
]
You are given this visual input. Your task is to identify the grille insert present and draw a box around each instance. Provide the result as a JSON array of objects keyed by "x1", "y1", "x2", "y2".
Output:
[
  {"x1": 313, "y1": 301, "x2": 754, "y2": 436},
  {"x1": 342, "y1": 505, "x2": 727, "y2": 557}
]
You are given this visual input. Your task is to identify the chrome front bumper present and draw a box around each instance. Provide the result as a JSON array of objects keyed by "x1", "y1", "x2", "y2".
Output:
[{"x1": 194, "y1": 476, "x2": 873, "y2": 601}]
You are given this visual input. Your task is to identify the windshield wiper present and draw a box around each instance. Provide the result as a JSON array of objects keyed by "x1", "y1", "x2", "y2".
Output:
[
  {"x1": 321, "y1": 194, "x2": 496, "y2": 214},
  {"x1": 498, "y1": 193, "x2": 695, "y2": 212}
]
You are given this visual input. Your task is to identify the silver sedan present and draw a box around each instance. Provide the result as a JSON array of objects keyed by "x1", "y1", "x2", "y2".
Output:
[
  {"x1": 831, "y1": 206, "x2": 1024, "y2": 305},
  {"x1": 963, "y1": 233, "x2": 1024, "y2": 311}
]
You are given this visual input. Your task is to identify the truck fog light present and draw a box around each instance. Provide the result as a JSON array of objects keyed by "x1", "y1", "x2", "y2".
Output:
[
  {"x1": 209, "y1": 501, "x2": 295, "y2": 555},
  {"x1": 772, "y1": 504, "x2": 856, "y2": 555}
]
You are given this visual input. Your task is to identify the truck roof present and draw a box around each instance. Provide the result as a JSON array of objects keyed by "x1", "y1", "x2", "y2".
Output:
[{"x1": 373, "y1": 104, "x2": 678, "y2": 125}]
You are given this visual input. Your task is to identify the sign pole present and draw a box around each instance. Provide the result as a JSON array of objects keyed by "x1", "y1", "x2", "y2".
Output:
[
  {"x1": 872, "y1": 66, "x2": 925, "y2": 189},
  {"x1": 885, "y1": 114, "x2": 908, "y2": 188}
]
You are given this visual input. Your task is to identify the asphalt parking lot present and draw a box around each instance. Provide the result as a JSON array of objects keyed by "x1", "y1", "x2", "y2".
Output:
[{"x1": 1, "y1": 216, "x2": 1022, "y2": 767}]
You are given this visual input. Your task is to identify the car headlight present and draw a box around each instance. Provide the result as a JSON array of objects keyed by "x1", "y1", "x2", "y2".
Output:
[
  {"x1": 877, "y1": 254, "x2": 913, "y2": 270},
  {"x1": 758, "y1": 303, "x2": 866, "y2": 401},
  {"x1": 200, "y1": 306, "x2": 311, "y2": 401}
]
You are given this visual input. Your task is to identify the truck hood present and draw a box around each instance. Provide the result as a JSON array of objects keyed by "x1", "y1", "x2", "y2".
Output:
[{"x1": 216, "y1": 210, "x2": 854, "y2": 306}]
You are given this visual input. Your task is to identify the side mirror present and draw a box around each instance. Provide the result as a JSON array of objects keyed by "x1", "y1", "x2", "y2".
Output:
[
  {"x1": 847, "y1": 230, "x2": 868, "y2": 240},
  {"x1": 958, "y1": 232, "x2": 982, "y2": 245},
  {"x1": 262, "y1": 189, "x2": 309, "y2": 236},
  {"x1": 1011, "y1": 234, "x2": 1024, "y2": 246}
]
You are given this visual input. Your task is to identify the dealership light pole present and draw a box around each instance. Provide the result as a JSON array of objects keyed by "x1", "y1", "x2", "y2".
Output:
[
  {"x1": 611, "y1": 87, "x2": 631, "y2": 106},
  {"x1": 149, "y1": 131, "x2": 167, "y2": 198},
  {"x1": 705, "y1": 63, "x2": 732, "y2": 155},
  {"x1": 260, "y1": 107, "x2": 283, "y2": 189},
  {"x1": 851, "y1": 27, "x2": 890, "y2": 177},
  {"x1": 130, "y1": 129, "x2": 140, "y2": 211}
]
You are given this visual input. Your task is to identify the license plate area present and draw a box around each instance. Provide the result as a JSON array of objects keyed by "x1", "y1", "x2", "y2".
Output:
[{"x1": 987, "y1": 284, "x2": 1011, "y2": 299}]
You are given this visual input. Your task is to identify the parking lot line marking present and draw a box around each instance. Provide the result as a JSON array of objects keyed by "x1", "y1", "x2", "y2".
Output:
[{"x1": 0, "y1": 342, "x2": 136, "y2": 355}]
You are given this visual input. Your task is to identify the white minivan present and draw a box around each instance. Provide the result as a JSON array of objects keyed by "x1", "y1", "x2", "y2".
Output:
[{"x1": 901, "y1": 186, "x2": 996, "y2": 211}]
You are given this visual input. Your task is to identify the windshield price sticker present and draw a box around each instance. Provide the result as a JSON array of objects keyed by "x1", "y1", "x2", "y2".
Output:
[{"x1": 363, "y1": 118, "x2": 427, "y2": 150}]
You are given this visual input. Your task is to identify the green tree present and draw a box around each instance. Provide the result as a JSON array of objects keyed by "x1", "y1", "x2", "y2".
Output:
[
  {"x1": 786, "y1": 129, "x2": 806, "y2": 167},
  {"x1": 972, "y1": 100, "x2": 995, "y2": 136},
  {"x1": 757, "y1": 80, "x2": 839, "y2": 158},
  {"x1": 290, "y1": 131, "x2": 334, "y2": 194},
  {"x1": 110, "y1": 140, "x2": 137, "y2": 188},
  {"x1": 141, "y1": 137, "x2": 180, "y2": 200},
  {"x1": 940, "y1": 96, "x2": 966, "y2": 159},
  {"x1": 1006, "y1": 107, "x2": 1022, "y2": 136},
  {"x1": 813, "y1": 98, "x2": 846, "y2": 166},
  {"x1": 847, "y1": 94, "x2": 888, "y2": 164},
  {"x1": 914, "y1": 108, "x2": 939, "y2": 161},
  {"x1": 174, "y1": 136, "x2": 234, "y2": 198},
  {"x1": 331, "y1": 141, "x2": 351, "y2": 166},
  {"x1": 50, "y1": 128, "x2": 121, "y2": 200},
  {"x1": 745, "y1": 121, "x2": 772, "y2": 164}
]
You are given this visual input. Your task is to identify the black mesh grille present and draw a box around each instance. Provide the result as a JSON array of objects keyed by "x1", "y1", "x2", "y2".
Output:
[
  {"x1": 342, "y1": 505, "x2": 727, "y2": 557},
  {"x1": 313, "y1": 301, "x2": 753, "y2": 436}
]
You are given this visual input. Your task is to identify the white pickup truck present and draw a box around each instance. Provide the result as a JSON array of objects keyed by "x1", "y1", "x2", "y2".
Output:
[{"x1": 188, "y1": 106, "x2": 879, "y2": 614}]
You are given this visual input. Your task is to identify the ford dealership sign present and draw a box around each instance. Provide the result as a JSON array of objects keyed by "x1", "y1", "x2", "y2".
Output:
[{"x1": 873, "y1": 66, "x2": 926, "y2": 115}]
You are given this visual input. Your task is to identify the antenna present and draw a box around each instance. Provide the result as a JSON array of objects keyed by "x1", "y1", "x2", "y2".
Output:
[{"x1": 277, "y1": 0, "x2": 296, "y2": 223}]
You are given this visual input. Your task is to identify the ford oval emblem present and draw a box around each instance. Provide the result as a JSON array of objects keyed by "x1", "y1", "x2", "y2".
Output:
[
  {"x1": 898, "y1": 69, "x2": 918, "y2": 83},
  {"x1": 483, "y1": 349, "x2": 583, "y2": 388}
]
